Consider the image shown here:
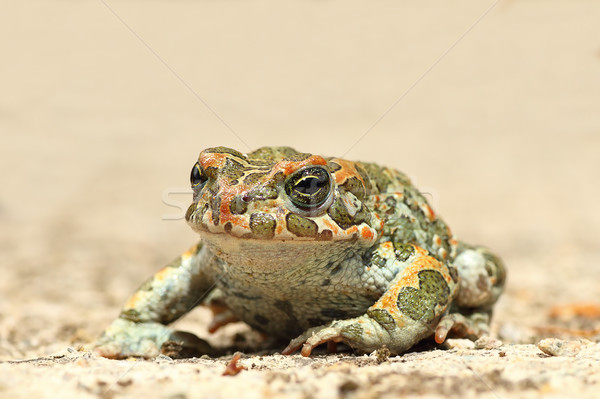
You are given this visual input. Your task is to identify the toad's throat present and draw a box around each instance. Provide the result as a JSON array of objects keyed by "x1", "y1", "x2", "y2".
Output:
[{"x1": 198, "y1": 231, "x2": 357, "y2": 272}]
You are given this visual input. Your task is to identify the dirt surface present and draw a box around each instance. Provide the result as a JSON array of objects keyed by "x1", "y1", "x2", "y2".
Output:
[{"x1": 2, "y1": 1, "x2": 600, "y2": 398}]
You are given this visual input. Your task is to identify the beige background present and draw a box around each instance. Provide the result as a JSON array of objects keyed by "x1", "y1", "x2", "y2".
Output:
[{"x1": 1, "y1": 1, "x2": 600, "y2": 398}]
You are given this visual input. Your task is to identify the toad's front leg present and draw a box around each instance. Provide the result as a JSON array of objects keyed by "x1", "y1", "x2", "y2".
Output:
[
  {"x1": 283, "y1": 245, "x2": 459, "y2": 356},
  {"x1": 93, "y1": 242, "x2": 217, "y2": 359}
]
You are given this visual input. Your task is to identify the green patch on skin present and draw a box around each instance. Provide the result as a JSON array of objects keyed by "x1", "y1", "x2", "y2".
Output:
[
  {"x1": 396, "y1": 270, "x2": 450, "y2": 324},
  {"x1": 204, "y1": 146, "x2": 245, "y2": 159},
  {"x1": 286, "y1": 213, "x2": 318, "y2": 237},
  {"x1": 371, "y1": 253, "x2": 387, "y2": 268},
  {"x1": 359, "y1": 163, "x2": 396, "y2": 194},
  {"x1": 381, "y1": 188, "x2": 454, "y2": 262},
  {"x1": 384, "y1": 196, "x2": 397, "y2": 208},
  {"x1": 354, "y1": 164, "x2": 372, "y2": 196},
  {"x1": 327, "y1": 194, "x2": 370, "y2": 230},
  {"x1": 229, "y1": 196, "x2": 248, "y2": 215},
  {"x1": 249, "y1": 146, "x2": 302, "y2": 162},
  {"x1": 210, "y1": 194, "x2": 221, "y2": 225},
  {"x1": 448, "y1": 265, "x2": 459, "y2": 283},
  {"x1": 393, "y1": 243, "x2": 415, "y2": 262},
  {"x1": 340, "y1": 176, "x2": 366, "y2": 201},
  {"x1": 327, "y1": 196, "x2": 353, "y2": 228},
  {"x1": 243, "y1": 171, "x2": 269, "y2": 186},
  {"x1": 388, "y1": 216, "x2": 417, "y2": 247},
  {"x1": 249, "y1": 212, "x2": 276, "y2": 239},
  {"x1": 120, "y1": 309, "x2": 143, "y2": 323},
  {"x1": 341, "y1": 323, "x2": 364, "y2": 341},
  {"x1": 222, "y1": 158, "x2": 246, "y2": 183},
  {"x1": 327, "y1": 161, "x2": 342, "y2": 173},
  {"x1": 367, "y1": 308, "x2": 396, "y2": 331},
  {"x1": 246, "y1": 180, "x2": 279, "y2": 201},
  {"x1": 282, "y1": 152, "x2": 312, "y2": 162}
]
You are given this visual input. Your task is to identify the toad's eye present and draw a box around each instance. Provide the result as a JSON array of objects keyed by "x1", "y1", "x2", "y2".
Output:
[
  {"x1": 285, "y1": 166, "x2": 332, "y2": 210},
  {"x1": 190, "y1": 162, "x2": 207, "y2": 188}
]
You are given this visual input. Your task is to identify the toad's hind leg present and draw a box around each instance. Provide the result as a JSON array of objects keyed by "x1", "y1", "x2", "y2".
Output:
[
  {"x1": 283, "y1": 244, "x2": 459, "y2": 356},
  {"x1": 93, "y1": 242, "x2": 218, "y2": 359},
  {"x1": 435, "y1": 243, "x2": 506, "y2": 343}
]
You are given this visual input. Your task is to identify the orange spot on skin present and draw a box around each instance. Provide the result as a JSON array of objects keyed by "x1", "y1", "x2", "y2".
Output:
[
  {"x1": 198, "y1": 152, "x2": 223, "y2": 168},
  {"x1": 219, "y1": 192, "x2": 235, "y2": 221},
  {"x1": 439, "y1": 247, "x2": 448, "y2": 260},
  {"x1": 182, "y1": 245, "x2": 197, "y2": 259},
  {"x1": 361, "y1": 226, "x2": 374, "y2": 240},
  {"x1": 275, "y1": 222, "x2": 284, "y2": 235},
  {"x1": 124, "y1": 291, "x2": 146, "y2": 310},
  {"x1": 413, "y1": 245, "x2": 428, "y2": 256},
  {"x1": 422, "y1": 204, "x2": 436, "y2": 221},
  {"x1": 154, "y1": 267, "x2": 173, "y2": 283},
  {"x1": 377, "y1": 287, "x2": 400, "y2": 311},
  {"x1": 329, "y1": 159, "x2": 365, "y2": 186},
  {"x1": 322, "y1": 219, "x2": 340, "y2": 235}
]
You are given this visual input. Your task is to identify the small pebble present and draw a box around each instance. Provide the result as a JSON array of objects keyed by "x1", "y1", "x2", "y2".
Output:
[
  {"x1": 537, "y1": 338, "x2": 593, "y2": 357},
  {"x1": 474, "y1": 336, "x2": 503, "y2": 350},
  {"x1": 444, "y1": 339, "x2": 475, "y2": 350},
  {"x1": 155, "y1": 354, "x2": 174, "y2": 363}
]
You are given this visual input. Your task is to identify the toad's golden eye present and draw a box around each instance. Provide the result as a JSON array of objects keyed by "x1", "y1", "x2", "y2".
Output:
[
  {"x1": 285, "y1": 166, "x2": 332, "y2": 210},
  {"x1": 190, "y1": 162, "x2": 207, "y2": 188}
]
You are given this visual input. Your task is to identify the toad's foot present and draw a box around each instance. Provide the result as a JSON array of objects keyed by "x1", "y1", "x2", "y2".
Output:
[
  {"x1": 282, "y1": 324, "x2": 345, "y2": 356},
  {"x1": 207, "y1": 306, "x2": 239, "y2": 334},
  {"x1": 282, "y1": 315, "x2": 401, "y2": 357},
  {"x1": 434, "y1": 312, "x2": 491, "y2": 344},
  {"x1": 93, "y1": 318, "x2": 212, "y2": 359}
]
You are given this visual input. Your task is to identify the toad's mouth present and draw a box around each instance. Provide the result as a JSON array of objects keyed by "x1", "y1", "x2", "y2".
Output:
[{"x1": 186, "y1": 204, "x2": 380, "y2": 245}]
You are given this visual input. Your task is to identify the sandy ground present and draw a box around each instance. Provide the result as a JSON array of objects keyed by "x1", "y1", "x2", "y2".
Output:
[{"x1": 2, "y1": 0, "x2": 600, "y2": 398}]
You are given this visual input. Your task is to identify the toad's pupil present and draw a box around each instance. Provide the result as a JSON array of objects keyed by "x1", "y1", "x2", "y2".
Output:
[
  {"x1": 295, "y1": 176, "x2": 327, "y2": 195},
  {"x1": 190, "y1": 164, "x2": 204, "y2": 187}
]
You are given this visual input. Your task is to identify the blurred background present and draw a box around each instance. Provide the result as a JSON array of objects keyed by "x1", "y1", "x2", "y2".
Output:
[{"x1": 1, "y1": 0, "x2": 599, "y2": 359}]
